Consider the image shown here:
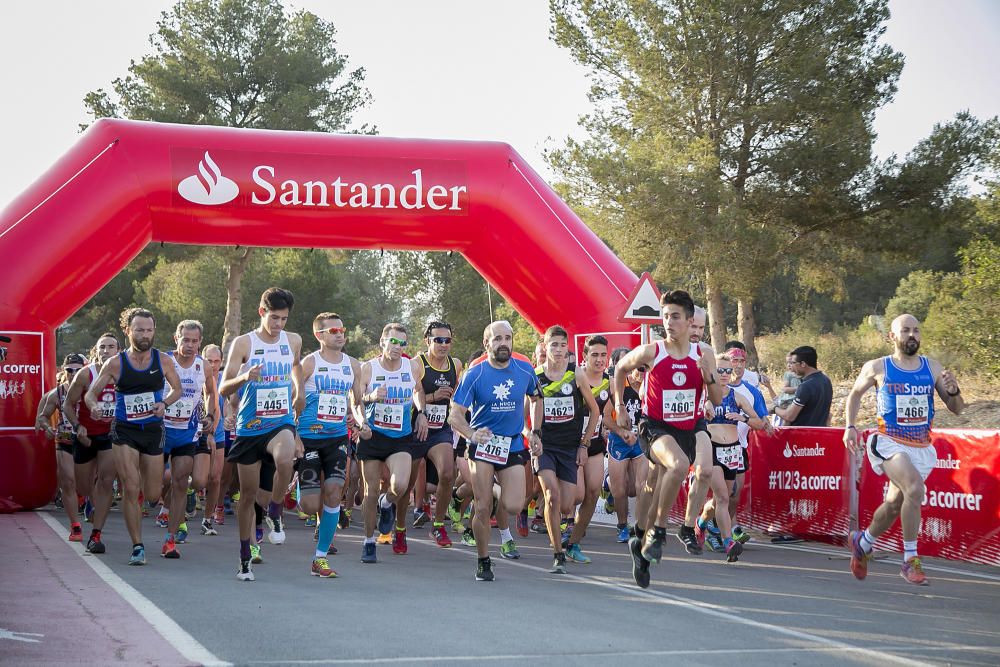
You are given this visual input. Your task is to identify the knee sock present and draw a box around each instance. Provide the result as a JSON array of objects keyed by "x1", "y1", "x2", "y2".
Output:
[
  {"x1": 254, "y1": 502, "x2": 264, "y2": 527},
  {"x1": 267, "y1": 500, "x2": 282, "y2": 521},
  {"x1": 315, "y1": 505, "x2": 340, "y2": 558}
]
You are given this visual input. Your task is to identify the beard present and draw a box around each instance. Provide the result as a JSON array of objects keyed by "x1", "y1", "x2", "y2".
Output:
[
  {"x1": 490, "y1": 346, "x2": 511, "y2": 363},
  {"x1": 133, "y1": 337, "x2": 153, "y2": 352},
  {"x1": 899, "y1": 337, "x2": 920, "y2": 356}
]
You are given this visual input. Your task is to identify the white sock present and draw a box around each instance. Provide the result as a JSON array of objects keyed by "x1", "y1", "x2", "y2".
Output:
[
  {"x1": 364, "y1": 535, "x2": 376, "y2": 544},
  {"x1": 379, "y1": 493, "x2": 392, "y2": 510},
  {"x1": 860, "y1": 529, "x2": 875, "y2": 553},
  {"x1": 500, "y1": 527, "x2": 513, "y2": 543},
  {"x1": 903, "y1": 540, "x2": 918, "y2": 562}
]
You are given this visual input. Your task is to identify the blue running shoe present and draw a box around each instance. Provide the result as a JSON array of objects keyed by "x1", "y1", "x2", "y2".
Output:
[
  {"x1": 377, "y1": 493, "x2": 396, "y2": 536},
  {"x1": 361, "y1": 541, "x2": 377, "y2": 564},
  {"x1": 617, "y1": 525, "x2": 630, "y2": 543},
  {"x1": 128, "y1": 544, "x2": 146, "y2": 566}
]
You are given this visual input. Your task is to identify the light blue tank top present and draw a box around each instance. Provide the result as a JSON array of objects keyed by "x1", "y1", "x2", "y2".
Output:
[
  {"x1": 877, "y1": 356, "x2": 935, "y2": 445},
  {"x1": 236, "y1": 331, "x2": 295, "y2": 436}
]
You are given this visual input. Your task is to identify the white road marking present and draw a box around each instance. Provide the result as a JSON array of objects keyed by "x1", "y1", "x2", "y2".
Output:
[{"x1": 37, "y1": 511, "x2": 229, "y2": 667}]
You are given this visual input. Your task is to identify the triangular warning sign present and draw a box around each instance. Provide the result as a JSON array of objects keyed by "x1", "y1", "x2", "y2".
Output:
[{"x1": 619, "y1": 272, "x2": 662, "y2": 323}]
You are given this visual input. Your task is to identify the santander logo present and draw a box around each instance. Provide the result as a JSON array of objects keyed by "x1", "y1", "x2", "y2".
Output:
[{"x1": 177, "y1": 152, "x2": 239, "y2": 205}]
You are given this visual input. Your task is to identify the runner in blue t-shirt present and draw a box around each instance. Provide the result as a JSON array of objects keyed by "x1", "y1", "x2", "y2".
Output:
[{"x1": 448, "y1": 320, "x2": 541, "y2": 582}]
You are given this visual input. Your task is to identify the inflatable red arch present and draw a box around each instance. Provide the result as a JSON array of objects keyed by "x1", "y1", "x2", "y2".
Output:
[{"x1": 0, "y1": 119, "x2": 639, "y2": 510}]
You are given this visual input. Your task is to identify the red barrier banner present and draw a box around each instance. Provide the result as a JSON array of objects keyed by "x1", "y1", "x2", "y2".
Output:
[
  {"x1": 858, "y1": 429, "x2": 1000, "y2": 566},
  {"x1": 0, "y1": 331, "x2": 45, "y2": 430},
  {"x1": 747, "y1": 427, "x2": 851, "y2": 542}
]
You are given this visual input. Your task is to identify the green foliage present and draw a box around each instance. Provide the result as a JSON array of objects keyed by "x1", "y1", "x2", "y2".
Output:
[
  {"x1": 885, "y1": 271, "x2": 948, "y2": 323},
  {"x1": 756, "y1": 312, "x2": 888, "y2": 381}
]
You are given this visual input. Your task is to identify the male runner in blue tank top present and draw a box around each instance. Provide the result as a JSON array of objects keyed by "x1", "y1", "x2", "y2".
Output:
[
  {"x1": 199, "y1": 343, "x2": 229, "y2": 537},
  {"x1": 449, "y1": 320, "x2": 543, "y2": 581},
  {"x1": 357, "y1": 323, "x2": 428, "y2": 563},
  {"x1": 220, "y1": 288, "x2": 304, "y2": 582},
  {"x1": 844, "y1": 313, "x2": 965, "y2": 585},
  {"x1": 86, "y1": 307, "x2": 183, "y2": 566}
]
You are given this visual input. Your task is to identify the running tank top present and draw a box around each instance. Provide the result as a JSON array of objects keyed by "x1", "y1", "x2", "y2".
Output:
[
  {"x1": 877, "y1": 356, "x2": 935, "y2": 446},
  {"x1": 365, "y1": 358, "x2": 415, "y2": 438},
  {"x1": 708, "y1": 387, "x2": 743, "y2": 425},
  {"x1": 114, "y1": 350, "x2": 165, "y2": 425},
  {"x1": 78, "y1": 363, "x2": 115, "y2": 436},
  {"x1": 642, "y1": 341, "x2": 703, "y2": 430},
  {"x1": 236, "y1": 331, "x2": 295, "y2": 436},
  {"x1": 54, "y1": 385, "x2": 75, "y2": 444},
  {"x1": 163, "y1": 352, "x2": 206, "y2": 443},
  {"x1": 583, "y1": 373, "x2": 611, "y2": 443},
  {"x1": 608, "y1": 383, "x2": 641, "y2": 447},
  {"x1": 418, "y1": 353, "x2": 458, "y2": 431},
  {"x1": 213, "y1": 372, "x2": 226, "y2": 442},
  {"x1": 298, "y1": 351, "x2": 355, "y2": 439},
  {"x1": 536, "y1": 364, "x2": 586, "y2": 450}
]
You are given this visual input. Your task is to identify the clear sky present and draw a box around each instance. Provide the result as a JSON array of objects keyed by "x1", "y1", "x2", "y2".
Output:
[{"x1": 1, "y1": 0, "x2": 997, "y2": 208}]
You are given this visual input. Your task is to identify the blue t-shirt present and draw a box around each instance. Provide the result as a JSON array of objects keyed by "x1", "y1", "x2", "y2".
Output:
[
  {"x1": 453, "y1": 359, "x2": 540, "y2": 452},
  {"x1": 731, "y1": 379, "x2": 767, "y2": 420}
]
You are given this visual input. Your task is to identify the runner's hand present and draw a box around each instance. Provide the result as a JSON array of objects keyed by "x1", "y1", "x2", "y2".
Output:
[
  {"x1": 576, "y1": 445, "x2": 587, "y2": 467},
  {"x1": 414, "y1": 413, "x2": 428, "y2": 441},
  {"x1": 359, "y1": 423, "x2": 373, "y2": 440},
  {"x1": 941, "y1": 369, "x2": 959, "y2": 395},
  {"x1": 615, "y1": 406, "x2": 631, "y2": 430},
  {"x1": 528, "y1": 432, "x2": 542, "y2": 456},
  {"x1": 89, "y1": 404, "x2": 107, "y2": 421},
  {"x1": 245, "y1": 364, "x2": 263, "y2": 383},
  {"x1": 152, "y1": 401, "x2": 166, "y2": 418},
  {"x1": 294, "y1": 438, "x2": 304, "y2": 459},
  {"x1": 843, "y1": 427, "x2": 859, "y2": 454},
  {"x1": 77, "y1": 425, "x2": 91, "y2": 447},
  {"x1": 224, "y1": 414, "x2": 236, "y2": 431},
  {"x1": 472, "y1": 427, "x2": 492, "y2": 445},
  {"x1": 625, "y1": 431, "x2": 638, "y2": 446}
]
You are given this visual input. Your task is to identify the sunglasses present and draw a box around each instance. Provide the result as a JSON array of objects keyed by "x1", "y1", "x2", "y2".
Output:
[
  {"x1": 717, "y1": 367, "x2": 734, "y2": 374},
  {"x1": 636, "y1": 367, "x2": 648, "y2": 374},
  {"x1": 65, "y1": 367, "x2": 82, "y2": 374},
  {"x1": 431, "y1": 336, "x2": 452, "y2": 344},
  {"x1": 387, "y1": 337, "x2": 408, "y2": 347},
  {"x1": 316, "y1": 326, "x2": 347, "y2": 335}
]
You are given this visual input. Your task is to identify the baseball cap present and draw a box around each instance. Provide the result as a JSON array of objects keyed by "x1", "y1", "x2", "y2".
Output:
[{"x1": 63, "y1": 353, "x2": 87, "y2": 366}]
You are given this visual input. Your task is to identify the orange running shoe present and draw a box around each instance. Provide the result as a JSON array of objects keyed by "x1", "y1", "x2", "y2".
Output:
[
  {"x1": 849, "y1": 530, "x2": 872, "y2": 580},
  {"x1": 901, "y1": 556, "x2": 928, "y2": 585},
  {"x1": 161, "y1": 536, "x2": 180, "y2": 559},
  {"x1": 68, "y1": 523, "x2": 83, "y2": 542}
]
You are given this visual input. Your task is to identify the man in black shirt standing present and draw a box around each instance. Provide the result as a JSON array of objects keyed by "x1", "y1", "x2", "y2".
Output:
[{"x1": 774, "y1": 346, "x2": 832, "y2": 427}]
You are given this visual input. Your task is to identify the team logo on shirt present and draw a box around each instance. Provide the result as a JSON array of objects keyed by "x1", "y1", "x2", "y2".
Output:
[
  {"x1": 401, "y1": 373, "x2": 411, "y2": 382},
  {"x1": 673, "y1": 372, "x2": 686, "y2": 385},
  {"x1": 492, "y1": 379, "x2": 515, "y2": 401},
  {"x1": 246, "y1": 418, "x2": 263, "y2": 430},
  {"x1": 318, "y1": 367, "x2": 328, "y2": 372},
  {"x1": 600, "y1": 390, "x2": 609, "y2": 401},
  {"x1": 254, "y1": 349, "x2": 265, "y2": 355},
  {"x1": 561, "y1": 383, "x2": 572, "y2": 395},
  {"x1": 280, "y1": 345, "x2": 290, "y2": 356},
  {"x1": 342, "y1": 366, "x2": 351, "y2": 375}
]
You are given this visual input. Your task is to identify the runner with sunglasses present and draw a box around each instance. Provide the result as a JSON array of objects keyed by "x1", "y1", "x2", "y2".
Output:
[
  {"x1": 409, "y1": 321, "x2": 462, "y2": 548},
  {"x1": 606, "y1": 348, "x2": 647, "y2": 543},
  {"x1": 296, "y1": 312, "x2": 366, "y2": 577},
  {"x1": 357, "y1": 323, "x2": 428, "y2": 563}
]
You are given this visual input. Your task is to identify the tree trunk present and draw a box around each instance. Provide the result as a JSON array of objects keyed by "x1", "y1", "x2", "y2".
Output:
[
  {"x1": 737, "y1": 297, "x2": 759, "y2": 366},
  {"x1": 705, "y1": 268, "x2": 726, "y2": 351},
  {"x1": 221, "y1": 248, "x2": 253, "y2": 354}
]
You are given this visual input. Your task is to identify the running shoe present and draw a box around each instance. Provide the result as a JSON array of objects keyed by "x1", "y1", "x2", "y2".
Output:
[
  {"x1": 515, "y1": 510, "x2": 529, "y2": 538},
  {"x1": 704, "y1": 531, "x2": 725, "y2": 552},
  {"x1": 214, "y1": 506, "x2": 225, "y2": 525},
  {"x1": 176, "y1": 523, "x2": 188, "y2": 544},
  {"x1": 693, "y1": 521, "x2": 708, "y2": 550},
  {"x1": 604, "y1": 493, "x2": 615, "y2": 515},
  {"x1": 530, "y1": 517, "x2": 547, "y2": 534},
  {"x1": 361, "y1": 542, "x2": 377, "y2": 564},
  {"x1": 566, "y1": 543, "x2": 591, "y2": 564},
  {"x1": 447, "y1": 499, "x2": 464, "y2": 530},
  {"x1": 69, "y1": 523, "x2": 83, "y2": 542},
  {"x1": 901, "y1": 556, "x2": 928, "y2": 585},
  {"x1": 224, "y1": 496, "x2": 234, "y2": 515},
  {"x1": 304, "y1": 514, "x2": 318, "y2": 528},
  {"x1": 849, "y1": 530, "x2": 872, "y2": 580},
  {"x1": 250, "y1": 544, "x2": 263, "y2": 564},
  {"x1": 642, "y1": 530, "x2": 666, "y2": 564},
  {"x1": 201, "y1": 519, "x2": 218, "y2": 536},
  {"x1": 377, "y1": 532, "x2": 392, "y2": 545},
  {"x1": 500, "y1": 539, "x2": 521, "y2": 560},
  {"x1": 237, "y1": 560, "x2": 254, "y2": 582},
  {"x1": 431, "y1": 525, "x2": 453, "y2": 548},
  {"x1": 676, "y1": 525, "x2": 703, "y2": 555},
  {"x1": 327, "y1": 543, "x2": 338, "y2": 555},
  {"x1": 265, "y1": 514, "x2": 286, "y2": 545},
  {"x1": 461, "y1": 528, "x2": 476, "y2": 547},
  {"x1": 311, "y1": 557, "x2": 337, "y2": 578},
  {"x1": 617, "y1": 525, "x2": 630, "y2": 543},
  {"x1": 550, "y1": 552, "x2": 568, "y2": 574},
  {"x1": 87, "y1": 530, "x2": 106, "y2": 554},
  {"x1": 255, "y1": 526, "x2": 264, "y2": 545},
  {"x1": 185, "y1": 490, "x2": 196, "y2": 518},
  {"x1": 129, "y1": 544, "x2": 146, "y2": 566},
  {"x1": 295, "y1": 509, "x2": 309, "y2": 521},
  {"x1": 732, "y1": 525, "x2": 751, "y2": 544},
  {"x1": 155, "y1": 511, "x2": 169, "y2": 528},
  {"x1": 413, "y1": 504, "x2": 431, "y2": 528},
  {"x1": 629, "y1": 536, "x2": 650, "y2": 588},
  {"x1": 339, "y1": 508, "x2": 351, "y2": 530},
  {"x1": 476, "y1": 557, "x2": 495, "y2": 581},
  {"x1": 725, "y1": 540, "x2": 743, "y2": 563},
  {"x1": 161, "y1": 536, "x2": 180, "y2": 559},
  {"x1": 392, "y1": 529, "x2": 408, "y2": 555},
  {"x1": 377, "y1": 493, "x2": 396, "y2": 536}
]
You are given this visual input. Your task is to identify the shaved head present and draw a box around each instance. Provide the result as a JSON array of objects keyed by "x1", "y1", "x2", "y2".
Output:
[
  {"x1": 889, "y1": 313, "x2": 921, "y2": 356},
  {"x1": 690, "y1": 306, "x2": 707, "y2": 344},
  {"x1": 891, "y1": 314, "x2": 919, "y2": 335}
]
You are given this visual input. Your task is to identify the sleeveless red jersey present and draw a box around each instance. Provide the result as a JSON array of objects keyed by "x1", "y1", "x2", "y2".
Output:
[
  {"x1": 78, "y1": 363, "x2": 116, "y2": 436},
  {"x1": 642, "y1": 341, "x2": 703, "y2": 430}
]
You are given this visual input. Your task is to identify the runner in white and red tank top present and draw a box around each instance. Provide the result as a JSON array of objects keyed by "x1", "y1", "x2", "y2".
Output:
[{"x1": 612, "y1": 290, "x2": 724, "y2": 589}]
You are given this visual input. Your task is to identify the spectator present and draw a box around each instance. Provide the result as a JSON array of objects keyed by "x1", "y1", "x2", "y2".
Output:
[
  {"x1": 773, "y1": 346, "x2": 833, "y2": 426},
  {"x1": 724, "y1": 341, "x2": 776, "y2": 402},
  {"x1": 773, "y1": 353, "x2": 803, "y2": 425}
]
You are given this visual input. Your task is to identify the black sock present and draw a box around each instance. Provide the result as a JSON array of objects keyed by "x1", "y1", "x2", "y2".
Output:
[
  {"x1": 478, "y1": 556, "x2": 490, "y2": 564},
  {"x1": 134, "y1": 542, "x2": 143, "y2": 550},
  {"x1": 254, "y1": 502, "x2": 264, "y2": 526},
  {"x1": 617, "y1": 523, "x2": 627, "y2": 530},
  {"x1": 654, "y1": 526, "x2": 667, "y2": 538},
  {"x1": 634, "y1": 525, "x2": 645, "y2": 540}
]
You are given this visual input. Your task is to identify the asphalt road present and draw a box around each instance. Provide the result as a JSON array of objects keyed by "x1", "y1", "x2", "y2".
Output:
[{"x1": 10, "y1": 506, "x2": 1000, "y2": 666}]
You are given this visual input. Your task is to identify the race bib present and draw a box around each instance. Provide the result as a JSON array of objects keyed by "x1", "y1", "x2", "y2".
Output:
[
  {"x1": 124, "y1": 392, "x2": 156, "y2": 422},
  {"x1": 716, "y1": 444, "x2": 742, "y2": 470},
  {"x1": 544, "y1": 396, "x2": 575, "y2": 424},
  {"x1": 475, "y1": 434, "x2": 512, "y2": 465},
  {"x1": 425, "y1": 403, "x2": 448, "y2": 429},
  {"x1": 896, "y1": 394, "x2": 929, "y2": 426},
  {"x1": 256, "y1": 387, "x2": 290, "y2": 418},
  {"x1": 99, "y1": 400, "x2": 116, "y2": 420},
  {"x1": 662, "y1": 389, "x2": 696, "y2": 422},
  {"x1": 317, "y1": 392, "x2": 348, "y2": 423},
  {"x1": 373, "y1": 402, "x2": 404, "y2": 431},
  {"x1": 164, "y1": 397, "x2": 195, "y2": 428}
]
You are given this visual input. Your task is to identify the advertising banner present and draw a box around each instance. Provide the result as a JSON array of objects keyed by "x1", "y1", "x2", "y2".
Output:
[{"x1": 0, "y1": 332, "x2": 45, "y2": 430}]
